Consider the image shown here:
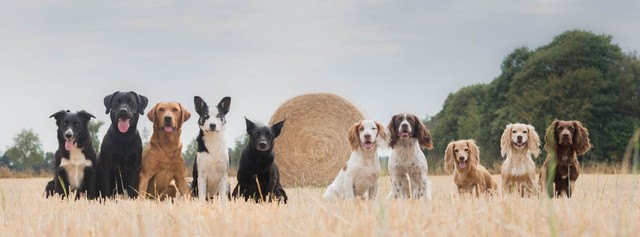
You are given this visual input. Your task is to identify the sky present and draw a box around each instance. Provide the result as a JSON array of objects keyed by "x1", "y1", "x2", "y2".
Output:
[{"x1": 1, "y1": 0, "x2": 639, "y2": 153}]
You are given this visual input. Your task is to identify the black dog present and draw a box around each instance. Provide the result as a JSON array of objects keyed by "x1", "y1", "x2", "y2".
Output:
[
  {"x1": 232, "y1": 118, "x2": 287, "y2": 203},
  {"x1": 45, "y1": 110, "x2": 98, "y2": 199},
  {"x1": 97, "y1": 91, "x2": 148, "y2": 198}
]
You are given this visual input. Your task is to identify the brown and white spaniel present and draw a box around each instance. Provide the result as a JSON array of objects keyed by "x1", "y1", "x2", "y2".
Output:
[
  {"x1": 445, "y1": 140, "x2": 497, "y2": 196},
  {"x1": 539, "y1": 120, "x2": 591, "y2": 198},
  {"x1": 500, "y1": 123, "x2": 541, "y2": 196}
]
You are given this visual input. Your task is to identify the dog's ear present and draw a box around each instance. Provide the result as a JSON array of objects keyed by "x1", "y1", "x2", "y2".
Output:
[
  {"x1": 444, "y1": 141, "x2": 455, "y2": 174},
  {"x1": 103, "y1": 91, "x2": 119, "y2": 114},
  {"x1": 500, "y1": 124, "x2": 512, "y2": 158},
  {"x1": 527, "y1": 124, "x2": 541, "y2": 158},
  {"x1": 50, "y1": 110, "x2": 68, "y2": 126},
  {"x1": 217, "y1": 97, "x2": 231, "y2": 115},
  {"x1": 347, "y1": 122, "x2": 361, "y2": 151},
  {"x1": 544, "y1": 120, "x2": 559, "y2": 154},
  {"x1": 147, "y1": 103, "x2": 158, "y2": 122},
  {"x1": 194, "y1": 96, "x2": 207, "y2": 114},
  {"x1": 414, "y1": 115, "x2": 433, "y2": 150},
  {"x1": 245, "y1": 117, "x2": 256, "y2": 133},
  {"x1": 572, "y1": 121, "x2": 592, "y2": 156},
  {"x1": 271, "y1": 120, "x2": 285, "y2": 138},
  {"x1": 468, "y1": 140, "x2": 481, "y2": 165},
  {"x1": 375, "y1": 121, "x2": 388, "y2": 147},
  {"x1": 135, "y1": 92, "x2": 148, "y2": 115},
  {"x1": 178, "y1": 103, "x2": 191, "y2": 124},
  {"x1": 387, "y1": 115, "x2": 399, "y2": 149},
  {"x1": 76, "y1": 110, "x2": 96, "y2": 125}
]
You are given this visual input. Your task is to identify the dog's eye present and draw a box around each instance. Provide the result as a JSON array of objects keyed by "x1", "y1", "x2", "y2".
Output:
[
  {"x1": 172, "y1": 108, "x2": 178, "y2": 112},
  {"x1": 568, "y1": 127, "x2": 574, "y2": 131},
  {"x1": 74, "y1": 122, "x2": 80, "y2": 127},
  {"x1": 159, "y1": 108, "x2": 165, "y2": 112},
  {"x1": 372, "y1": 127, "x2": 377, "y2": 130},
  {"x1": 512, "y1": 130, "x2": 516, "y2": 133},
  {"x1": 454, "y1": 149, "x2": 458, "y2": 153},
  {"x1": 464, "y1": 148, "x2": 469, "y2": 152},
  {"x1": 62, "y1": 122, "x2": 68, "y2": 126},
  {"x1": 204, "y1": 115, "x2": 210, "y2": 119},
  {"x1": 216, "y1": 114, "x2": 222, "y2": 118},
  {"x1": 523, "y1": 130, "x2": 528, "y2": 134}
]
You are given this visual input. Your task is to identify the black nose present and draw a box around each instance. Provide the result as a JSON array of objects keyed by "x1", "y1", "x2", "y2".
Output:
[
  {"x1": 517, "y1": 135, "x2": 523, "y2": 141},
  {"x1": 209, "y1": 123, "x2": 217, "y2": 130},
  {"x1": 65, "y1": 133, "x2": 72, "y2": 139},
  {"x1": 164, "y1": 116, "x2": 172, "y2": 123},
  {"x1": 119, "y1": 108, "x2": 128, "y2": 115},
  {"x1": 364, "y1": 134, "x2": 371, "y2": 139},
  {"x1": 459, "y1": 156, "x2": 465, "y2": 160},
  {"x1": 401, "y1": 124, "x2": 409, "y2": 129}
]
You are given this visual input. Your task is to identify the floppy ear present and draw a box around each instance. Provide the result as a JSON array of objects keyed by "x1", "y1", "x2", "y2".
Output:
[
  {"x1": 415, "y1": 116, "x2": 433, "y2": 150},
  {"x1": 544, "y1": 120, "x2": 559, "y2": 153},
  {"x1": 103, "y1": 91, "x2": 119, "y2": 114},
  {"x1": 444, "y1": 142, "x2": 455, "y2": 174},
  {"x1": 147, "y1": 103, "x2": 158, "y2": 122},
  {"x1": 245, "y1": 117, "x2": 256, "y2": 133},
  {"x1": 375, "y1": 121, "x2": 388, "y2": 147},
  {"x1": 178, "y1": 103, "x2": 191, "y2": 124},
  {"x1": 76, "y1": 110, "x2": 96, "y2": 125},
  {"x1": 500, "y1": 124, "x2": 512, "y2": 158},
  {"x1": 135, "y1": 93, "x2": 148, "y2": 115},
  {"x1": 194, "y1": 96, "x2": 207, "y2": 114},
  {"x1": 217, "y1": 97, "x2": 231, "y2": 115},
  {"x1": 271, "y1": 120, "x2": 285, "y2": 138},
  {"x1": 573, "y1": 121, "x2": 592, "y2": 155},
  {"x1": 468, "y1": 140, "x2": 481, "y2": 166},
  {"x1": 347, "y1": 122, "x2": 361, "y2": 151},
  {"x1": 527, "y1": 125, "x2": 541, "y2": 158},
  {"x1": 50, "y1": 110, "x2": 68, "y2": 126},
  {"x1": 387, "y1": 116, "x2": 399, "y2": 149}
]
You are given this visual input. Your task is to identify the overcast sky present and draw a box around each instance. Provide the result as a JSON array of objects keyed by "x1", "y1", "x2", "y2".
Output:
[{"x1": 1, "y1": 0, "x2": 639, "y2": 153}]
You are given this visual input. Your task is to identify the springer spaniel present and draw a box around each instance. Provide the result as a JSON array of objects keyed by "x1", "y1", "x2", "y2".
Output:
[
  {"x1": 324, "y1": 120, "x2": 387, "y2": 200},
  {"x1": 386, "y1": 113, "x2": 434, "y2": 200},
  {"x1": 500, "y1": 123, "x2": 541, "y2": 196},
  {"x1": 444, "y1": 140, "x2": 497, "y2": 196},
  {"x1": 539, "y1": 120, "x2": 591, "y2": 198}
]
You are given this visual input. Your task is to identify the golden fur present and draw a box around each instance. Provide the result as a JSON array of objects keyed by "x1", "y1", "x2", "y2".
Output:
[
  {"x1": 444, "y1": 140, "x2": 496, "y2": 196},
  {"x1": 500, "y1": 123, "x2": 541, "y2": 196},
  {"x1": 138, "y1": 102, "x2": 191, "y2": 199}
]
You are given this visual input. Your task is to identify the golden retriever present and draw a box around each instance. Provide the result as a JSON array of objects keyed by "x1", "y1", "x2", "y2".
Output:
[{"x1": 444, "y1": 140, "x2": 496, "y2": 196}]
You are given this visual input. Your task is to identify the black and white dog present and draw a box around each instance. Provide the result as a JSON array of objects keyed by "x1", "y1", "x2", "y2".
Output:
[
  {"x1": 97, "y1": 91, "x2": 148, "y2": 198},
  {"x1": 45, "y1": 110, "x2": 98, "y2": 199},
  {"x1": 191, "y1": 96, "x2": 231, "y2": 201},
  {"x1": 232, "y1": 118, "x2": 287, "y2": 203}
]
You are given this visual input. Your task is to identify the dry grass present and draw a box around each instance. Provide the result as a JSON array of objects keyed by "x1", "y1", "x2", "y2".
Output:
[{"x1": 0, "y1": 175, "x2": 638, "y2": 237}]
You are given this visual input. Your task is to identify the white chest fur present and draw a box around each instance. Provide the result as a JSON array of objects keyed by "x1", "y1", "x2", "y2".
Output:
[
  {"x1": 59, "y1": 146, "x2": 92, "y2": 190},
  {"x1": 197, "y1": 132, "x2": 229, "y2": 195}
]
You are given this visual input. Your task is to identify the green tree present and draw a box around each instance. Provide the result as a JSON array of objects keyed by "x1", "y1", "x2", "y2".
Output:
[
  {"x1": 230, "y1": 135, "x2": 248, "y2": 168},
  {"x1": 43, "y1": 152, "x2": 55, "y2": 171},
  {"x1": 4, "y1": 129, "x2": 45, "y2": 171},
  {"x1": 88, "y1": 120, "x2": 105, "y2": 153},
  {"x1": 183, "y1": 138, "x2": 197, "y2": 167}
]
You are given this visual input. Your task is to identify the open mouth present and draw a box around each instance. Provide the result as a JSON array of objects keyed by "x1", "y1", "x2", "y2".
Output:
[
  {"x1": 399, "y1": 131, "x2": 412, "y2": 139},
  {"x1": 457, "y1": 160, "x2": 467, "y2": 169},
  {"x1": 513, "y1": 141, "x2": 526, "y2": 148},
  {"x1": 362, "y1": 141, "x2": 375, "y2": 149},
  {"x1": 163, "y1": 125, "x2": 175, "y2": 133},
  {"x1": 64, "y1": 138, "x2": 76, "y2": 151},
  {"x1": 118, "y1": 118, "x2": 131, "y2": 133}
]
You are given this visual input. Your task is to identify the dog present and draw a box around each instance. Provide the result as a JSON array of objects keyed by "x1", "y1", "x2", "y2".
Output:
[
  {"x1": 138, "y1": 102, "x2": 191, "y2": 199},
  {"x1": 45, "y1": 110, "x2": 98, "y2": 199},
  {"x1": 97, "y1": 91, "x2": 148, "y2": 198},
  {"x1": 232, "y1": 118, "x2": 287, "y2": 203},
  {"x1": 190, "y1": 96, "x2": 231, "y2": 201},
  {"x1": 324, "y1": 120, "x2": 387, "y2": 200},
  {"x1": 500, "y1": 123, "x2": 541, "y2": 196},
  {"x1": 386, "y1": 113, "x2": 434, "y2": 200},
  {"x1": 539, "y1": 120, "x2": 591, "y2": 198},
  {"x1": 444, "y1": 140, "x2": 497, "y2": 196}
]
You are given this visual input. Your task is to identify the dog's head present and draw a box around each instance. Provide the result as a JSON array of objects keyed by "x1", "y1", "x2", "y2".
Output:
[
  {"x1": 387, "y1": 113, "x2": 433, "y2": 150},
  {"x1": 245, "y1": 118, "x2": 285, "y2": 152},
  {"x1": 545, "y1": 120, "x2": 592, "y2": 155},
  {"x1": 147, "y1": 102, "x2": 191, "y2": 134},
  {"x1": 194, "y1": 96, "x2": 231, "y2": 133},
  {"x1": 500, "y1": 123, "x2": 541, "y2": 158},
  {"x1": 444, "y1": 140, "x2": 480, "y2": 174},
  {"x1": 348, "y1": 120, "x2": 387, "y2": 151},
  {"x1": 50, "y1": 110, "x2": 95, "y2": 151},
  {"x1": 103, "y1": 91, "x2": 148, "y2": 134}
]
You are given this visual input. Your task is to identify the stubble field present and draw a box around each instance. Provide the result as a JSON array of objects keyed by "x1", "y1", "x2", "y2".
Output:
[{"x1": 0, "y1": 175, "x2": 638, "y2": 237}]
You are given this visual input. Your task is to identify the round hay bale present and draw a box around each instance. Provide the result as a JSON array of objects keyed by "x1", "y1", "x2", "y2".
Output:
[{"x1": 269, "y1": 93, "x2": 365, "y2": 187}]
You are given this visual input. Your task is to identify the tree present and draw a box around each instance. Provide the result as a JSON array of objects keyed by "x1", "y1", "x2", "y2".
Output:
[
  {"x1": 4, "y1": 129, "x2": 45, "y2": 171},
  {"x1": 141, "y1": 126, "x2": 151, "y2": 149},
  {"x1": 183, "y1": 138, "x2": 197, "y2": 167},
  {"x1": 229, "y1": 135, "x2": 248, "y2": 168},
  {"x1": 88, "y1": 120, "x2": 105, "y2": 153},
  {"x1": 0, "y1": 150, "x2": 12, "y2": 169},
  {"x1": 43, "y1": 152, "x2": 55, "y2": 171}
]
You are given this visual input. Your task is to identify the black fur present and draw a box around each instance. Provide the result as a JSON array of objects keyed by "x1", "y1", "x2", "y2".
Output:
[
  {"x1": 97, "y1": 91, "x2": 148, "y2": 198},
  {"x1": 45, "y1": 110, "x2": 98, "y2": 200},
  {"x1": 191, "y1": 96, "x2": 231, "y2": 198},
  {"x1": 231, "y1": 118, "x2": 287, "y2": 203}
]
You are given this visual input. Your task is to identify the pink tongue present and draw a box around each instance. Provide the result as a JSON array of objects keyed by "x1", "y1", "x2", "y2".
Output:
[
  {"x1": 118, "y1": 119, "x2": 130, "y2": 133},
  {"x1": 363, "y1": 142, "x2": 374, "y2": 149},
  {"x1": 164, "y1": 126, "x2": 173, "y2": 133},
  {"x1": 458, "y1": 162, "x2": 466, "y2": 169},
  {"x1": 65, "y1": 140, "x2": 73, "y2": 151}
]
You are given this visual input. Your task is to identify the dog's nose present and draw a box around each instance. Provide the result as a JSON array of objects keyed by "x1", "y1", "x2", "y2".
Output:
[
  {"x1": 209, "y1": 123, "x2": 217, "y2": 130},
  {"x1": 401, "y1": 124, "x2": 409, "y2": 130},
  {"x1": 119, "y1": 108, "x2": 128, "y2": 115},
  {"x1": 164, "y1": 116, "x2": 172, "y2": 123},
  {"x1": 364, "y1": 134, "x2": 371, "y2": 140},
  {"x1": 459, "y1": 156, "x2": 465, "y2": 160},
  {"x1": 64, "y1": 133, "x2": 72, "y2": 139},
  {"x1": 517, "y1": 135, "x2": 523, "y2": 141}
]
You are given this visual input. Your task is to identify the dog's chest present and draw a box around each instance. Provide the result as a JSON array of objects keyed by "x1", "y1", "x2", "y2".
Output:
[
  {"x1": 390, "y1": 148, "x2": 426, "y2": 177},
  {"x1": 60, "y1": 147, "x2": 92, "y2": 190},
  {"x1": 198, "y1": 134, "x2": 229, "y2": 179}
]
